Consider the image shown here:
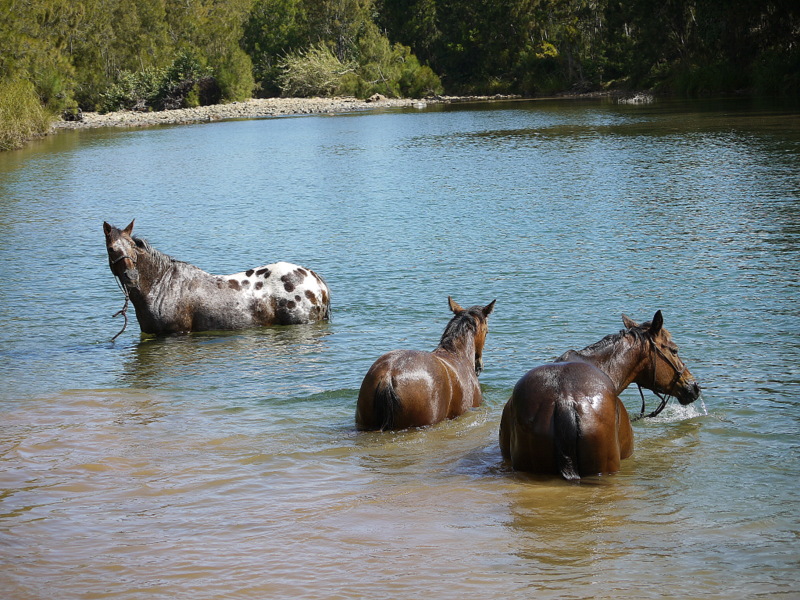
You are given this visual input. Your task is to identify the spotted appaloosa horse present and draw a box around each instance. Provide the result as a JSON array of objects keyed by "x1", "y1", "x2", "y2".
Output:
[
  {"x1": 356, "y1": 297, "x2": 496, "y2": 431},
  {"x1": 499, "y1": 311, "x2": 701, "y2": 480},
  {"x1": 104, "y1": 220, "x2": 330, "y2": 334}
]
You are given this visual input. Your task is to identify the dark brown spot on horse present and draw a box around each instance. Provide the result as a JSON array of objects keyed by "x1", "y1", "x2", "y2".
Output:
[
  {"x1": 305, "y1": 290, "x2": 319, "y2": 305},
  {"x1": 228, "y1": 280, "x2": 240, "y2": 290},
  {"x1": 255, "y1": 281, "x2": 263, "y2": 290},
  {"x1": 257, "y1": 268, "x2": 271, "y2": 278},
  {"x1": 250, "y1": 298, "x2": 273, "y2": 324},
  {"x1": 246, "y1": 269, "x2": 255, "y2": 277},
  {"x1": 281, "y1": 271, "x2": 302, "y2": 293}
]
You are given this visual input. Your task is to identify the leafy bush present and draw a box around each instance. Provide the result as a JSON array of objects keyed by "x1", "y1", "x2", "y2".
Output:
[
  {"x1": 0, "y1": 77, "x2": 53, "y2": 151},
  {"x1": 277, "y1": 44, "x2": 356, "y2": 97},
  {"x1": 394, "y1": 45, "x2": 443, "y2": 98},
  {"x1": 99, "y1": 66, "x2": 165, "y2": 112},
  {"x1": 159, "y1": 52, "x2": 217, "y2": 109},
  {"x1": 212, "y1": 48, "x2": 255, "y2": 102},
  {"x1": 515, "y1": 42, "x2": 566, "y2": 96},
  {"x1": 99, "y1": 51, "x2": 221, "y2": 112},
  {"x1": 277, "y1": 32, "x2": 442, "y2": 99}
]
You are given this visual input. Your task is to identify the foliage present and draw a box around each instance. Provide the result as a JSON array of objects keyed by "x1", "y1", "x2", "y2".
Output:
[
  {"x1": 277, "y1": 43, "x2": 356, "y2": 96},
  {"x1": 276, "y1": 17, "x2": 442, "y2": 98},
  {"x1": 243, "y1": 0, "x2": 308, "y2": 95},
  {"x1": 99, "y1": 52, "x2": 219, "y2": 112},
  {"x1": 0, "y1": 77, "x2": 53, "y2": 151},
  {"x1": 212, "y1": 48, "x2": 255, "y2": 102}
]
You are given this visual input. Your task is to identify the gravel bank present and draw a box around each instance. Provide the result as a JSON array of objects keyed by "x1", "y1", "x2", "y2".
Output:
[{"x1": 52, "y1": 95, "x2": 517, "y2": 131}]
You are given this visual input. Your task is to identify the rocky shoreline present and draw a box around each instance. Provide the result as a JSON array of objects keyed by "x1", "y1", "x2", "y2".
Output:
[{"x1": 51, "y1": 95, "x2": 519, "y2": 131}]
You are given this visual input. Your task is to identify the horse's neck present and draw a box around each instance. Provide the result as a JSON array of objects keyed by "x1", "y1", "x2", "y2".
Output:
[
  {"x1": 575, "y1": 336, "x2": 648, "y2": 394},
  {"x1": 435, "y1": 335, "x2": 476, "y2": 368},
  {"x1": 133, "y1": 249, "x2": 206, "y2": 300}
]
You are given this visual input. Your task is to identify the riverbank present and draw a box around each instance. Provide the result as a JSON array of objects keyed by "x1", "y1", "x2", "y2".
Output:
[{"x1": 51, "y1": 95, "x2": 519, "y2": 131}]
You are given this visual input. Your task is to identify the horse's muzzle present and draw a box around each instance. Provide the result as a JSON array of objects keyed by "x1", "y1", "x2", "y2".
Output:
[
  {"x1": 121, "y1": 267, "x2": 140, "y2": 287},
  {"x1": 677, "y1": 380, "x2": 702, "y2": 405}
]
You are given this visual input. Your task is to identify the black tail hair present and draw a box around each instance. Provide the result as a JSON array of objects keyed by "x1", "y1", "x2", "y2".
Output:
[
  {"x1": 374, "y1": 380, "x2": 402, "y2": 431},
  {"x1": 554, "y1": 398, "x2": 581, "y2": 481}
]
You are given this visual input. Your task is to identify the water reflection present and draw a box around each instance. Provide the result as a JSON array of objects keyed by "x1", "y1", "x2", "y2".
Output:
[{"x1": 120, "y1": 324, "x2": 333, "y2": 396}]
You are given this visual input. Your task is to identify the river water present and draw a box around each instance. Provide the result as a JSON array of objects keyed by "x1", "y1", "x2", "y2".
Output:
[{"x1": 1, "y1": 97, "x2": 798, "y2": 599}]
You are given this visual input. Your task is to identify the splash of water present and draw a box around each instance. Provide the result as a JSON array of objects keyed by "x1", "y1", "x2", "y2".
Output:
[{"x1": 651, "y1": 398, "x2": 707, "y2": 422}]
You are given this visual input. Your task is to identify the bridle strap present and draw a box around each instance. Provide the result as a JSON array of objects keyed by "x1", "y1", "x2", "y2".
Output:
[
  {"x1": 631, "y1": 335, "x2": 685, "y2": 421},
  {"x1": 111, "y1": 253, "x2": 136, "y2": 266}
]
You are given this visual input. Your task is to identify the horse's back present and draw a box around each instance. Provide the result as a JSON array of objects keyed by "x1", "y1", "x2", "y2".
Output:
[
  {"x1": 356, "y1": 349, "x2": 458, "y2": 430},
  {"x1": 501, "y1": 361, "x2": 629, "y2": 478}
]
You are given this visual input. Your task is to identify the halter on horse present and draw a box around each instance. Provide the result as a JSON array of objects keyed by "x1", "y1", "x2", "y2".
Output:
[
  {"x1": 499, "y1": 311, "x2": 701, "y2": 480},
  {"x1": 104, "y1": 220, "x2": 331, "y2": 336},
  {"x1": 356, "y1": 297, "x2": 496, "y2": 431}
]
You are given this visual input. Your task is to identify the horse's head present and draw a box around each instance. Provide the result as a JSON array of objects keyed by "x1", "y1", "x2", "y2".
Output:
[
  {"x1": 623, "y1": 311, "x2": 701, "y2": 405},
  {"x1": 447, "y1": 296, "x2": 496, "y2": 374},
  {"x1": 103, "y1": 220, "x2": 140, "y2": 288}
]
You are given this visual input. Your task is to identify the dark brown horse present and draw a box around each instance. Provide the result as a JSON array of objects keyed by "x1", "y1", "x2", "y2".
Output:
[
  {"x1": 356, "y1": 297, "x2": 496, "y2": 431},
  {"x1": 104, "y1": 220, "x2": 331, "y2": 335},
  {"x1": 499, "y1": 311, "x2": 701, "y2": 480}
]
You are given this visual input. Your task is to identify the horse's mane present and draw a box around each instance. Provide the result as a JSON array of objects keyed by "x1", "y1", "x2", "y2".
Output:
[
  {"x1": 133, "y1": 236, "x2": 190, "y2": 272},
  {"x1": 559, "y1": 322, "x2": 651, "y2": 361},
  {"x1": 438, "y1": 307, "x2": 483, "y2": 352}
]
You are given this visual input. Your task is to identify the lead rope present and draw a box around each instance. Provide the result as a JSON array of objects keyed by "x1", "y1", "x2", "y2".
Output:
[
  {"x1": 632, "y1": 384, "x2": 670, "y2": 421},
  {"x1": 110, "y1": 274, "x2": 130, "y2": 342}
]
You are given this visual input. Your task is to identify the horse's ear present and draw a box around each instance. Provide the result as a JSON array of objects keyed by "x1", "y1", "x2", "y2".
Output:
[
  {"x1": 122, "y1": 220, "x2": 135, "y2": 236},
  {"x1": 622, "y1": 314, "x2": 637, "y2": 329},
  {"x1": 482, "y1": 299, "x2": 496, "y2": 317},
  {"x1": 649, "y1": 310, "x2": 664, "y2": 335},
  {"x1": 448, "y1": 296, "x2": 465, "y2": 314},
  {"x1": 103, "y1": 222, "x2": 112, "y2": 235}
]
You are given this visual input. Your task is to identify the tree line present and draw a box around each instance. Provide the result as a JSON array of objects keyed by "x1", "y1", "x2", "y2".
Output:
[{"x1": 1, "y1": 0, "x2": 798, "y2": 148}]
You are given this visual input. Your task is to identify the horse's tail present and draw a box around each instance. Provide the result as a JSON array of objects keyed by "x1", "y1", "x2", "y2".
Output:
[
  {"x1": 553, "y1": 398, "x2": 581, "y2": 481},
  {"x1": 319, "y1": 284, "x2": 331, "y2": 321},
  {"x1": 373, "y1": 379, "x2": 402, "y2": 431}
]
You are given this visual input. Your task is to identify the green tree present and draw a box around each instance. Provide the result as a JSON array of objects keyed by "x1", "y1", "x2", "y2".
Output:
[{"x1": 243, "y1": 0, "x2": 308, "y2": 95}]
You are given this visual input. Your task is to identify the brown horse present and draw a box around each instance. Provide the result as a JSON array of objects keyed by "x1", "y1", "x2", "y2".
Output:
[
  {"x1": 104, "y1": 220, "x2": 331, "y2": 335},
  {"x1": 499, "y1": 311, "x2": 701, "y2": 480},
  {"x1": 356, "y1": 297, "x2": 496, "y2": 431}
]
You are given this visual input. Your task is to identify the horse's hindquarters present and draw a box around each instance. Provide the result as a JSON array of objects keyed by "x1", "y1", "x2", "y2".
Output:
[
  {"x1": 500, "y1": 394, "x2": 560, "y2": 475},
  {"x1": 356, "y1": 350, "x2": 456, "y2": 431},
  {"x1": 502, "y1": 363, "x2": 627, "y2": 479}
]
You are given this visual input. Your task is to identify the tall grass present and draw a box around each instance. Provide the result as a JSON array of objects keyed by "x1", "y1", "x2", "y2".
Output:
[{"x1": 0, "y1": 77, "x2": 53, "y2": 151}]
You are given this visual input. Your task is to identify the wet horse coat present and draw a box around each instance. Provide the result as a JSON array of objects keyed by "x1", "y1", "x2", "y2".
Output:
[
  {"x1": 499, "y1": 311, "x2": 701, "y2": 480},
  {"x1": 356, "y1": 297, "x2": 495, "y2": 431},
  {"x1": 104, "y1": 221, "x2": 330, "y2": 334}
]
